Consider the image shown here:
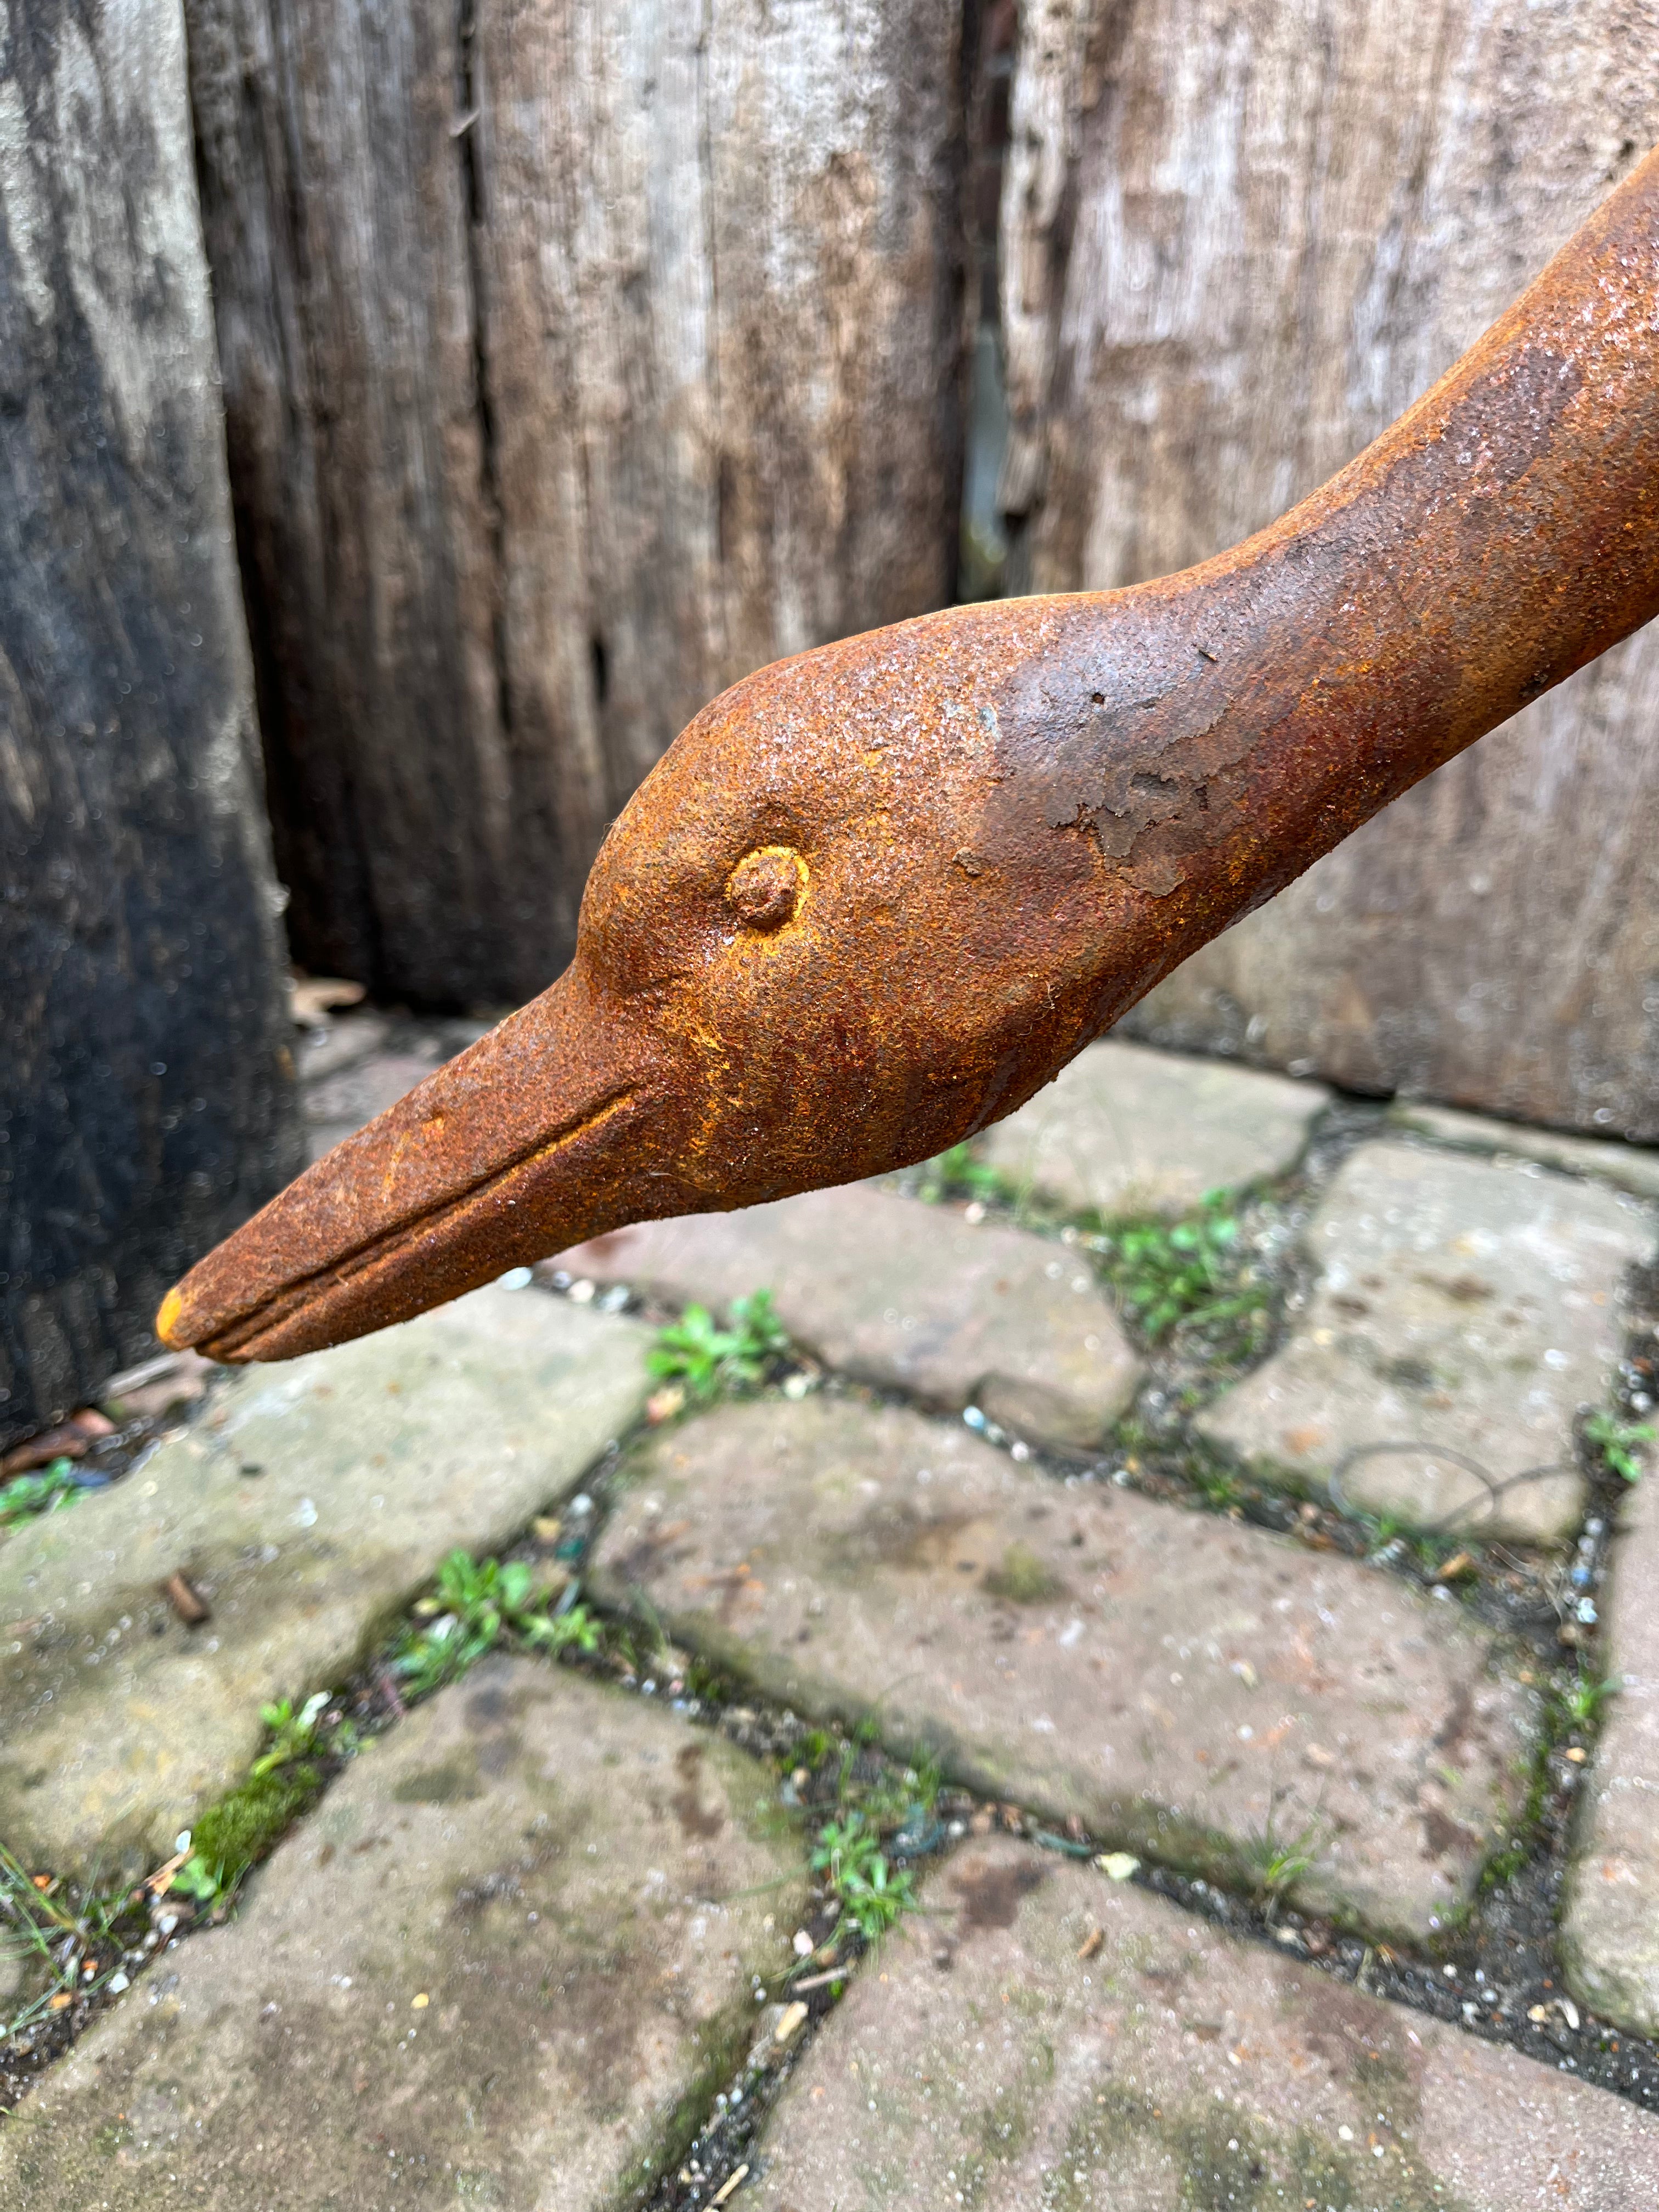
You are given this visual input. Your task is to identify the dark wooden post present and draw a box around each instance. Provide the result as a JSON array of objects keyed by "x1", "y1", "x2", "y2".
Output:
[{"x1": 0, "y1": 0, "x2": 303, "y2": 1444}]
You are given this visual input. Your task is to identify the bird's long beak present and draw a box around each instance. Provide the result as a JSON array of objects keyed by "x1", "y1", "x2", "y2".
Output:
[{"x1": 157, "y1": 968, "x2": 666, "y2": 1362}]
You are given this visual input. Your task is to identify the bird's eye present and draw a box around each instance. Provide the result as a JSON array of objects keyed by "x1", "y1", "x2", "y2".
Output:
[{"x1": 725, "y1": 845, "x2": 807, "y2": 932}]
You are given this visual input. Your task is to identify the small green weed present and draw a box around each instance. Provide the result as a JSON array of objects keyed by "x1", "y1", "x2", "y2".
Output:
[
  {"x1": 810, "y1": 1812, "x2": 918, "y2": 1942},
  {"x1": 1479, "y1": 1836, "x2": 1530, "y2": 1892},
  {"x1": 136, "y1": 1550, "x2": 613, "y2": 1920},
  {"x1": 647, "y1": 1290, "x2": 792, "y2": 1400},
  {"x1": 1361, "y1": 1510, "x2": 1412, "y2": 1550},
  {"x1": 1480, "y1": 1713, "x2": 1559, "y2": 1897},
  {"x1": 0, "y1": 1457, "x2": 81, "y2": 1530},
  {"x1": 842, "y1": 1754, "x2": 943, "y2": 1836},
  {"x1": 250, "y1": 1690, "x2": 332, "y2": 1778},
  {"x1": 787, "y1": 1729, "x2": 941, "y2": 1949},
  {"x1": 1479, "y1": 1666, "x2": 1620, "y2": 1896},
  {"x1": 391, "y1": 1622, "x2": 469, "y2": 1701},
  {"x1": 524, "y1": 1605, "x2": 602, "y2": 1656},
  {"x1": 838, "y1": 1851, "x2": 915, "y2": 1942},
  {"x1": 392, "y1": 1549, "x2": 600, "y2": 1698},
  {"x1": 1584, "y1": 1410, "x2": 1654, "y2": 1485},
  {"x1": 168, "y1": 1856, "x2": 225, "y2": 1906},
  {"x1": 915, "y1": 1142, "x2": 1009, "y2": 1206},
  {"x1": 682, "y1": 1653, "x2": 732, "y2": 1707},
  {"x1": 1192, "y1": 1458, "x2": 1246, "y2": 1512},
  {"x1": 1100, "y1": 1192, "x2": 1266, "y2": 1348},
  {"x1": 1355, "y1": 1511, "x2": 1463, "y2": 1577}
]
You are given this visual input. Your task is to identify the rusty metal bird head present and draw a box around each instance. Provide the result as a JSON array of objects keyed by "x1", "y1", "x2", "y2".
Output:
[
  {"x1": 157, "y1": 611, "x2": 1131, "y2": 1360},
  {"x1": 160, "y1": 146, "x2": 1659, "y2": 1363}
]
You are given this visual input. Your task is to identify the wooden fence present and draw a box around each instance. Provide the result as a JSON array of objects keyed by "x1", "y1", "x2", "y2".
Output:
[
  {"x1": 4, "y1": 0, "x2": 1656, "y2": 1429},
  {"x1": 1002, "y1": 0, "x2": 1659, "y2": 1138}
]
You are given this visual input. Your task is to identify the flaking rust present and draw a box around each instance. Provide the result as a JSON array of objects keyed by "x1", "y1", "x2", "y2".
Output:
[{"x1": 164, "y1": 148, "x2": 1659, "y2": 1364}]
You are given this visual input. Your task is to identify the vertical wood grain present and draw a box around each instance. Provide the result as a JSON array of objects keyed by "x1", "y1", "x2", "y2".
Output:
[
  {"x1": 188, "y1": 0, "x2": 969, "y2": 1008},
  {"x1": 1002, "y1": 0, "x2": 1659, "y2": 1135},
  {"x1": 0, "y1": 0, "x2": 302, "y2": 1442}
]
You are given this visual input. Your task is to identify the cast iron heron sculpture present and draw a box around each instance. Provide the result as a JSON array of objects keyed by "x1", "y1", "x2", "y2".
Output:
[{"x1": 161, "y1": 146, "x2": 1659, "y2": 1366}]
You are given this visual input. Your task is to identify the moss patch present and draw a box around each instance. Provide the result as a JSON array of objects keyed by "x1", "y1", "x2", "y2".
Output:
[
  {"x1": 187, "y1": 1762, "x2": 324, "y2": 1889},
  {"x1": 982, "y1": 1541, "x2": 1068, "y2": 1605},
  {"x1": 1042, "y1": 2079, "x2": 1469, "y2": 2212}
]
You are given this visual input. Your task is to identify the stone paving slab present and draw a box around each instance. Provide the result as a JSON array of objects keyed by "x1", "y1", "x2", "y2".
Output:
[
  {"x1": 747, "y1": 1835, "x2": 1659, "y2": 2210},
  {"x1": 591, "y1": 1396, "x2": 1533, "y2": 1939},
  {"x1": 1199, "y1": 1142, "x2": 1651, "y2": 1541},
  {"x1": 561, "y1": 1183, "x2": 1143, "y2": 1454},
  {"x1": 1564, "y1": 1462, "x2": 1659, "y2": 2035},
  {"x1": 980, "y1": 1038, "x2": 1330, "y2": 1217},
  {"x1": 0, "y1": 1659, "x2": 806, "y2": 2212},
  {"x1": 294, "y1": 1007, "x2": 392, "y2": 1084},
  {"x1": 0, "y1": 1286, "x2": 650, "y2": 1878},
  {"x1": 1391, "y1": 1099, "x2": 1659, "y2": 1201}
]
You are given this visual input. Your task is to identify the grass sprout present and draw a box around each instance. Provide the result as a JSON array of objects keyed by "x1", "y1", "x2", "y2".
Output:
[
  {"x1": 250, "y1": 1691, "x2": 334, "y2": 1778},
  {"x1": 1238, "y1": 1801, "x2": 1323, "y2": 1908},
  {"x1": 0, "y1": 1844, "x2": 143, "y2": 2040},
  {"x1": 1558, "y1": 1667, "x2": 1620, "y2": 1730}
]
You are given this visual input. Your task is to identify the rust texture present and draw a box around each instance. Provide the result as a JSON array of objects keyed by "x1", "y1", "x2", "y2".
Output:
[{"x1": 162, "y1": 146, "x2": 1659, "y2": 1365}]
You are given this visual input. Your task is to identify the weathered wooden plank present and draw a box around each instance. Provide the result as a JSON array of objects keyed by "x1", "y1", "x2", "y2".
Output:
[
  {"x1": 187, "y1": 0, "x2": 968, "y2": 1009},
  {"x1": 0, "y1": 0, "x2": 303, "y2": 1444},
  {"x1": 1001, "y1": 0, "x2": 1659, "y2": 1136}
]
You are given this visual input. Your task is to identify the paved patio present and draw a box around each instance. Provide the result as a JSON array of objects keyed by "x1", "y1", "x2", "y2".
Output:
[{"x1": 3, "y1": 1014, "x2": 1657, "y2": 2207}]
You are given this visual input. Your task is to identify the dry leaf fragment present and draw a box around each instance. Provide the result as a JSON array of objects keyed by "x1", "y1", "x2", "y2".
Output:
[
  {"x1": 144, "y1": 1849, "x2": 190, "y2": 1897},
  {"x1": 162, "y1": 1572, "x2": 210, "y2": 1626},
  {"x1": 290, "y1": 975, "x2": 366, "y2": 1026}
]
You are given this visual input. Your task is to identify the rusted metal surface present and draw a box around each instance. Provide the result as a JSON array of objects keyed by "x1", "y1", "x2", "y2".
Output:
[{"x1": 161, "y1": 147, "x2": 1659, "y2": 1364}]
